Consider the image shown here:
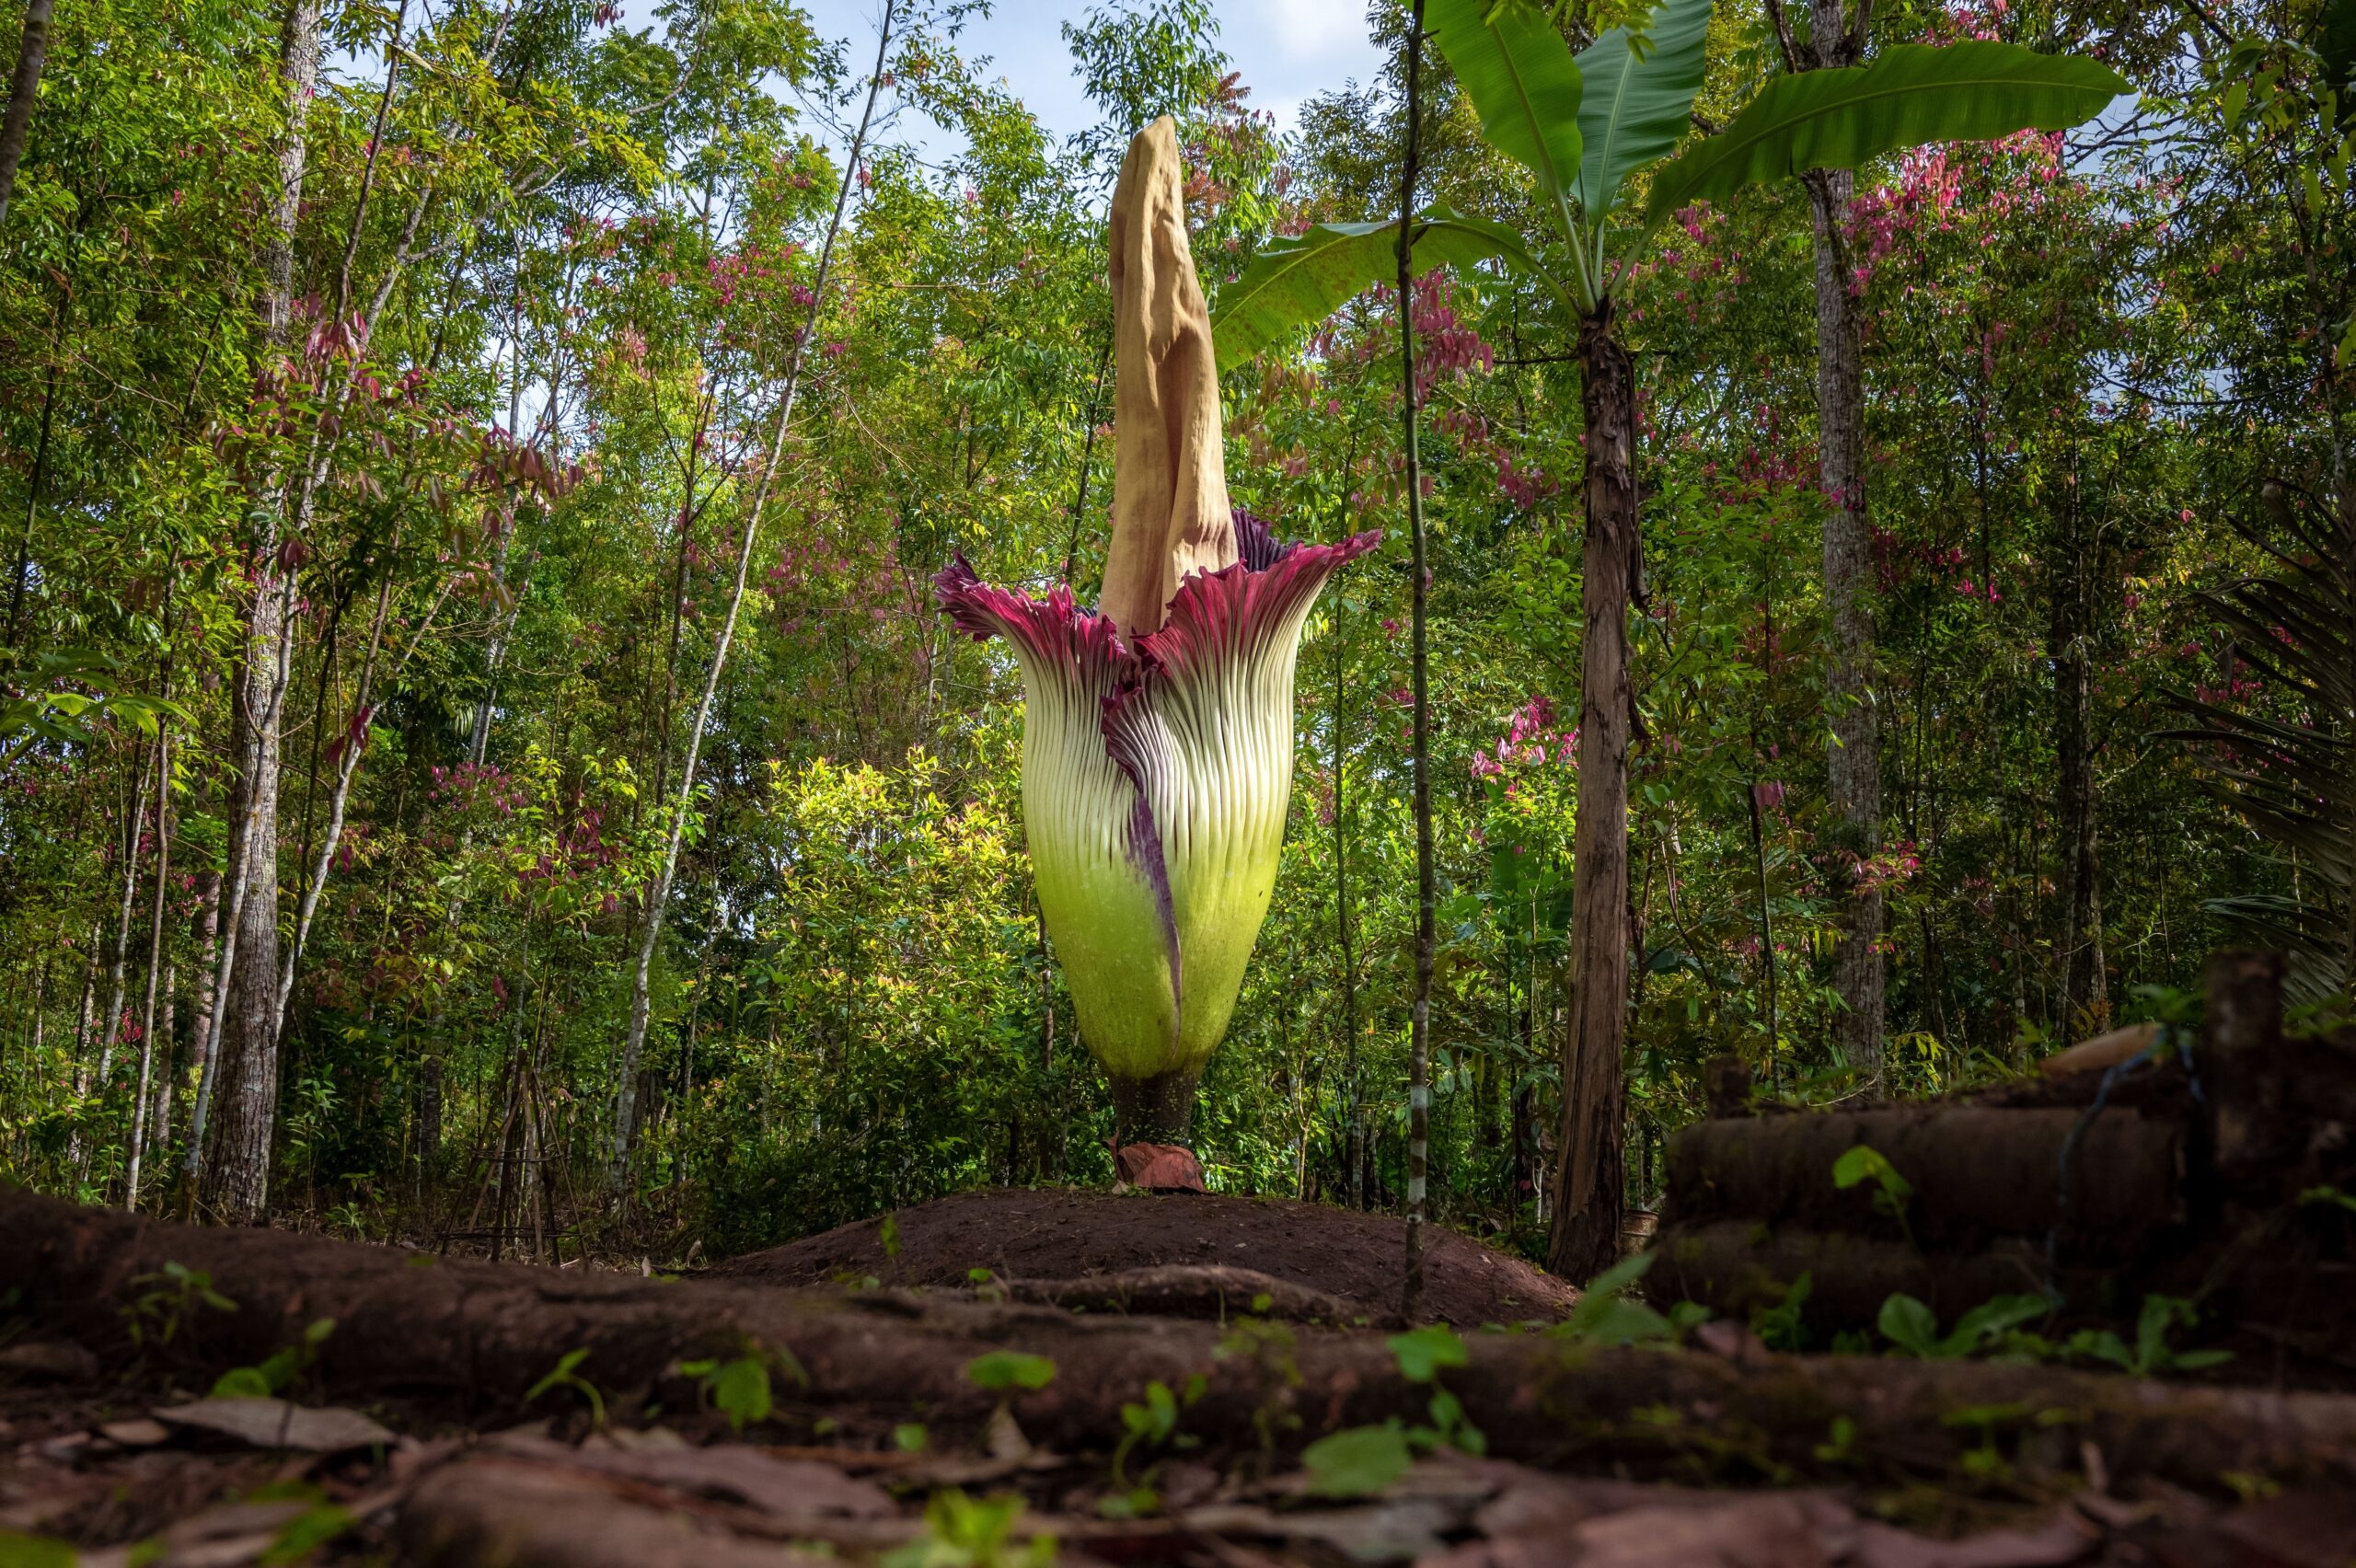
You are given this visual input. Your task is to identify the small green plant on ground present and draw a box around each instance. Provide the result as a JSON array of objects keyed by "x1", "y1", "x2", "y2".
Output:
[
  {"x1": 1301, "y1": 1323, "x2": 1494, "y2": 1499},
  {"x1": 2067, "y1": 1295, "x2": 2233, "y2": 1377},
  {"x1": 525, "y1": 1348, "x2": 607, "y2": 1429},
  {"x1": 879, "y1": 1489, "x2": 1053, "y2": 1568},
  {"x1": 122, "y1": 1262, "x2": 236, "y2": 1349},
  {"x1": 1750, "y1": 1273, "x2": 1813, "y2": 1352},
  {"x1": 966, "y1": 1351, "x2": 1057, "y2": 1395},
  {"x1": 213, "y1": 1317, "x2": 336, "y2": 1400},
  {"x1": 1832, "y1": 1145, "x2": 1915, "y2": 1240},
  {"x1": 678, "y1": 1338, "x2": 810, "y2": 1433},
  {"x1": 1103, "y1": 1374, "x2": 1207, "y2": 1515},
  {"x1": 1547, "y1": 1253, "x2": 1701, "y2": 1347},
  {"x1": 1876, "y1": 1294, "x2": 2050, "y2": 1359}
]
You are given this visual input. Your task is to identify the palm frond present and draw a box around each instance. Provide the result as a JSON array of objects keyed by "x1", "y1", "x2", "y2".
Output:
[{"x1": 2163, "y1": 483, "x2": 2356, "y2": 997}]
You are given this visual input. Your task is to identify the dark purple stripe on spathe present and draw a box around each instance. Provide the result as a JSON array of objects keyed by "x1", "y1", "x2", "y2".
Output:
[
  {"x1": 932, "y1": 554, "x2": 1135, "y2": 675},
  {"x1": 1232, "y1": 507, "x2": 1292, "y2": 572},
  {"x1": 937, "y1": 527, "x2": 1380, "y2": 1052},
  {"x1": 1138, "y1": 529, "x2": 1384, "y2": 686}
]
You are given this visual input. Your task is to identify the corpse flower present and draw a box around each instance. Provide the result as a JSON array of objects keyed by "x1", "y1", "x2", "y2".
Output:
[{"x1": 935, "y1": 118, "x2": 1379, "y2": 1154}]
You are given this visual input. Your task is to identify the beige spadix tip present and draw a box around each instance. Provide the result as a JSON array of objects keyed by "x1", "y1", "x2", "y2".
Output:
[{"x1": 1097, "y1": 115, "x2": 1237, "y2": 643}]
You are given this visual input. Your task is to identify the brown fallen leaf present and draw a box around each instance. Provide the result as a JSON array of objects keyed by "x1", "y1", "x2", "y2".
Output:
[
  {"x1": 2212, "y1": 1488, "x2": 2356, "y2": 1568},
  {"x1": 1185, "y1": 1498, "x2": 1461, "y2": 1562},
  {"x1": 1841, "y1": 1508, "x2": 2101, "y2": 1568},
  {"x1": 2038, "y1": 1021, "x2": 2158, "y2": 1078},
  {"x1": 0, "y1": 1340, "x2": 101, "y2": 1379},
  {"x1": 401, "y1": 1457, "x2": 837, "y2": 1568},
  {"x1": 153, "y1": 1398, "x2": 395, "y2": 1454},
  {"x1": 1570, "y1": 1494, "x2": 1847, "y2": 1568},
  {"x1": 98, "y1": 1417, "x2": 173, "y2": 1447},
  {"x1": 483, "y1": 1431, "x2": 895, "y2": 1522},
  {"x1": 1112, "y1": 1141, "x2": 1207, "y2": 1193},
  {"x1": 76, "y1": 1498, "x2": 317, "y2": 1568}
]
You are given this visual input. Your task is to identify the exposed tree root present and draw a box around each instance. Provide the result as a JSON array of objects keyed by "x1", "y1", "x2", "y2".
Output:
[{"x1": 9, "y1": 1187, "x2": 2356, "y2": 1496}]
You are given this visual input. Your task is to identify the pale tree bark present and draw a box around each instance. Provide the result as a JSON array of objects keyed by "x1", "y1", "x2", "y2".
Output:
[
  {"x1": 0, "y1": 0, "x2": 52, "y2": 226},
  {"x1": 194, "y1": 0, "x2": 321, "y2": 1224},
  {"x1": 1547, "y1": 306, "x2": 1636, "y2": 1283},
  {"x1": 98, "y1": 741, "x2": 158, "y2": 1086},
  {"x1": 2052, "y1": 462, "x2": 2106, "y2": 1032},
  {"x1": 610, "y1": 0, "x2": 895, "y2": 1181},
  {"x1": 1396, "y1": 0, "x2": 1433, "y2": 1322},
  {"x1": 1789, "y1": 0, "x2": 1885, "y2": 1084},
  {"x1": 126, "y1": 719, "x2": 172, "y2": 1207}
]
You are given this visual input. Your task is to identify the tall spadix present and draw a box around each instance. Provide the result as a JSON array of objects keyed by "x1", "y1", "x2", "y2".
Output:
[
  {"x1": 935, "y1": 117, "x2": 1379, "y2": 1156},
  {"x1": 1098, "y1": 117, "x2": 1238, "y2": 640}
]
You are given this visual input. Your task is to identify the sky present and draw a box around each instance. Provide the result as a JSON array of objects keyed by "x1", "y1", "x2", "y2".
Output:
[{"x1": 792, "y1": 0, "x2": 1386, "y2": 162}]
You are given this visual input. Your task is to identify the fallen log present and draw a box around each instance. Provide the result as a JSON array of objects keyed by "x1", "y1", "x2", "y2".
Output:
[
  {"x1": 1647, "y1": 1221, "x2": 2070, "y2": 1327},
  {"x1": 7, "y1": 1186, "x2": 2356, "y2": 1493},
  {"x1": 1662, "y1": 1106, "x2": 2184, "y2": 1256}
]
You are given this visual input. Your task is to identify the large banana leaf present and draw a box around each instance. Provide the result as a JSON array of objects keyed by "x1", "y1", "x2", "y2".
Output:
[
  {"x1": 1644, "y1": 40, "x2": 2129, "y2": 220},
  {"x1": 1426, "y1": 0, "x2": 1584, "y2": 212},
  {"x1": 1209, "y1": 210, "x2": 1564, "y2": 374},
  {"x1": 1573, "y1": 0, "x2": 1715, "y2": 224}
]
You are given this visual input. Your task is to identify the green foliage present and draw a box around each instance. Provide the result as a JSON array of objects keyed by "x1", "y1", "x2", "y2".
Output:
[
  {"x1": 526, "y1": 1349, "x2": 607, "y2": 1429},
  {"x1": 1301, "y1": 1420, "x2": 1415, "y2": 1498},
  {"x1": 880, "y1": 1490, "x2": 1054, "y2": 1568},
  {"x1": 1211, "y1": 211, "x2": 1559, "y2": 373},
  {"x1": 2067, "y1": 1295, "x2": 2233, "y2": 1377},
  {"x1": 1750, "y1": 1273, "x2": 1814, "y2": 1352},
  {"x1": 0, "y1": 1531, "x2": 76, "y2": 1568},
  {"x1": 123, "y1": 1263, "x2": 236, "y2": 1349},
  {"x1": 1874, "y1": 1293, "x2": 2049, "y2": 1359},
  {"x1": 1573, "y1": 0, "x2": 1715, "y2": 222},
  {"x1": 1646, "y1": 42, "x2": 2130, "y2": 219},
  {"x1": 212, "y1": 1317, "x2": 336, "y2": 1401},
  {"x1": 966, "y1": 1352, "x2": 1057, "y2": 1392},
  {"x1": 1832, "y1": 1145, "x2": 1914, "y2": 1234},
  {"x1": 1424, "y1": 0, "x2": 1587, "y2": 214},
  {"x1": 679, "y1": 1342, "x2": 807, "y2": 1433},
  {"x1": 1551, "y1": 1252, "x2": 1675, "y2": 1346}
]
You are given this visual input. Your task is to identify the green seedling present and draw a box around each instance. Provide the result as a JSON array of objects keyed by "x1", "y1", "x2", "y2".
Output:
[
  {"x1": 879, "y1": 1489, "x2": 1053, "y2": 1568},
  {"x1": 678, "y1": 1340, "x2": 807, "y2": 1433},
  {"x1": 525, "y1": 1348, "x2": 607, "y2": 1429},
  {"x1": 1550, "y1": 1253, "x2": 1676, "y2": 1347},
  {"x1": 213, "y1": 1316, "x2": 336, "y2": 1400},
  {"x1": 1832, "y1": 1145, "x2": 1914, "y2": 1239},
  {"x1": 1876, "y1": 1293, "x2": 2050, "y2": 1359},
  {"x1": 2065, "y1": 1295, "x2": 2232, "y2": 1377},
  {"x1": 123, "y1": 1262, "x2": 236, "y2": 1349},
  {"x1": 1751, "y1": 1273, "x2": 1813, "y2": 1352}
]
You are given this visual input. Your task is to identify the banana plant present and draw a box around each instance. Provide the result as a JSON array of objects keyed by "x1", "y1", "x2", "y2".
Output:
[{"x1": 1209, "y1": 0, "x2": 2125, "y2": 1277}]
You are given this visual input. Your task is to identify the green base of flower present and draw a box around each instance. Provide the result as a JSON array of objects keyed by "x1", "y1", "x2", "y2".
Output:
[{"x1": 1110, "y1": 1067, "x2": 1200, "y2": 1147}]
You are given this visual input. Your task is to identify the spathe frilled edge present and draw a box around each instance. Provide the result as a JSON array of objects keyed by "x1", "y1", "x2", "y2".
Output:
[{"x1": 933, "y1": 513, "x2": 1382, "y2": 1053}]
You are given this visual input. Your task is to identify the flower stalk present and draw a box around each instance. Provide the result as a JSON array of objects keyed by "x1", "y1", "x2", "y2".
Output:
[{"x1": 938, "y1": 118, "x2": 1376, "y2": 1153}]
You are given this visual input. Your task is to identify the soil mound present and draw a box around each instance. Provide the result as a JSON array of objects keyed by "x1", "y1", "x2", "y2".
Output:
[{"x1": 711, "y1": 1186, "x2": 1578, "y2": 1324}]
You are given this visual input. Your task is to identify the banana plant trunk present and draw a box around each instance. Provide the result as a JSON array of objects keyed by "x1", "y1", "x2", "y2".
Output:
[{"x1": 1549, "y1": 306, "x2": 1634, "y2": 1281}]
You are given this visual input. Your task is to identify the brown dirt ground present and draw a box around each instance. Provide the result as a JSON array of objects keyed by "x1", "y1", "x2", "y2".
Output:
[{"x1": 710, "y1": 1186, "x2": 1580, "y2": 1324}]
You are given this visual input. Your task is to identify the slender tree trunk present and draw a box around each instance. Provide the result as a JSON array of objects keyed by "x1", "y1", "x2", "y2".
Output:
[
  {"x1": 181, "y1": 872, "x2": 219, "y2": 1136},
  {"x1": 1548, "y1": 306, "x2": 1636, "y2": 1283},
  {"x1": 1396, "y1": 0, "x2": 1433, "y2": 1322},
  {"x1": 98, "y1": 741, "x2": 158, "y2": 1086},
  {"x1": 610, "y1": 0, "x2": 895, "y2": 1181},
  {"x1": 198, "y1": 0, "x2": 321, "y2": 1224},
  {"x1": 2052, "y1": 486, "x2": 2106, "y2": 1032},
  {"x1": 126, "y1": 721, "x2": 173, "y2": 1207},
  {"x1": 66, "y1": 937, "x2": 94, "y2": 1177},
  {"x1": 1334, "y1": 601, "x2": 1364, "y2": 1212},
  {"x1": 0, "y1": 0, "x2": 52, "y2": 227},
  {"x1": 1799, "y1": 0, "x2": 1884, "y2": 1084},
  {"x1": 149, "y1": 961, "x2": 176, "y2": 1184}
]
